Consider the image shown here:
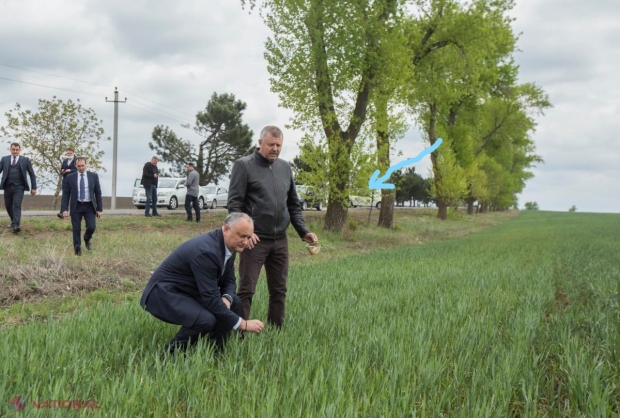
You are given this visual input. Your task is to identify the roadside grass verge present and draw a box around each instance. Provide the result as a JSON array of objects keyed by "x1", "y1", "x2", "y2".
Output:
[
  {"x1": 0, "y1": 209, "x2": 516, "y2": 325},
  {"x1": 1, "y1": 211, "x2": 619, "y2": 415}
]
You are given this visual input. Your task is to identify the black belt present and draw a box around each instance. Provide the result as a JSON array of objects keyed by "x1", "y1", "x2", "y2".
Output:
[{"x1": 77, "y1": 201, "x2": 91, "y2": 204}]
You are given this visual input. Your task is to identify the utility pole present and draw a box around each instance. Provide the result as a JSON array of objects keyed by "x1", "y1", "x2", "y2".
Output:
[{"x1": 106, "y1": 87, "x2": 126, "y2": 210}]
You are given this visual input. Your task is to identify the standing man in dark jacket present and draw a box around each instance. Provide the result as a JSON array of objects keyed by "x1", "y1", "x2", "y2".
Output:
[
  {"x1": 227, "y1": 126, "x2": 318, "y2": 327},
  {"x1": 141, "y1": 156, "x2": 160, "y2": 217},
  {"x1": 57, "y1": 147, "x2": 77, "y2": 219},
  {"x1": 0, "y1": 142, "x2": 37, "y2": 233},
  {"x1": 140, "y1": 213, "x2": 264, "y2": 354}
]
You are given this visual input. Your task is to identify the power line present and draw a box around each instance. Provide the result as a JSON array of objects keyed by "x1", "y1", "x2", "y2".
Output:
[
  {"x1": 125, "y1": 102, "x2": 192, "y2": 127},
  {"x1": 0, "y1": 76, "x2": 107, "y2": 98},
  {"x1": 123, "y1": 90, "x2": 195, "y2": 118},
  {"x1": 0, "y1": 63, "x2": 113, "y2": 88},
  {"x1": 0, "y1": 62, "x2": 196, "y2": 118},
  {"x1": 126, "y1": 96, "x2": 196, "y2": 122}
]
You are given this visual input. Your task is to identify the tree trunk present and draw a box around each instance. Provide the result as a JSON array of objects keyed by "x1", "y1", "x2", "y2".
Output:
[
  {"x1": 375, "y1": 92, "x2": 394, "y2": 229},
  {"x1": 427, "y1": 104, "x2": 446, "y2": 220},
  {"x1": 324, "y1": 200, "x2": 348, "y2": 231},
  {"x1": 437, "y1": 199, "x2": 448, "y2": 220},
  {"x1": 466, "y1": 197, "x2": 475, "y2": 215},
  {"x1": 378, "y1": 189, "x2": 395, "y2": 228},
  {"x1": 324, "y1": 136, "x2": 353, "y2": 232},
  {"x1": 52, "y1": 176, "x2": 63, "y2": 209}
]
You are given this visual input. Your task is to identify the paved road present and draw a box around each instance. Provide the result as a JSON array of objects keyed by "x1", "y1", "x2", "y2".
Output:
[{"x1": 0, "y1": 208, "x2": 229, "y2": 218}]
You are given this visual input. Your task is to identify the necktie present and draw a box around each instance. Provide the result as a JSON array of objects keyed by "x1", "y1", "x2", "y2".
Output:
[
  {"x1": 80, "y1": 174, "x2": 85, "y2": 201},
  {"x1": 11, "y1": 157, "x2": 16, "y2": 166}
]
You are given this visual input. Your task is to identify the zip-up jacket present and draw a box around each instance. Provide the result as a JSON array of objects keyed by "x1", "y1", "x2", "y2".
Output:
[{"x1": 227, "y1": 150, "x2": 310, "y2": 241}]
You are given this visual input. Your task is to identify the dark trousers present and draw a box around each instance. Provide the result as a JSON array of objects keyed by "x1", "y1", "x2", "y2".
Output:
[
  {"x1": 3, "y1": 183, "x2": 25, "y2": 226},
  {"x1": 238, "y1": 236, "x2": 289, "y2": 327},
  {"x1": 59, "y1": 176, "x2": 69, "y2": 214},
  {"x1": 71, "y1": 202, "x2": 96, "y2": 248},
  {"x1": 144, "y1": 185, "x2": 158, "y2": 215},
  {"x1": 184, "y1": 194, "x2": 200, "y2": 221},
  {"x1": 167, "y1": 294, "x2": 242, "y2": 353}
]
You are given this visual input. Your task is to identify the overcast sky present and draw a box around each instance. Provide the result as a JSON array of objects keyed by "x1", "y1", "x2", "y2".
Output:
[{"x1": 0, "y1": 0, "x2": 618, "y2": 213}]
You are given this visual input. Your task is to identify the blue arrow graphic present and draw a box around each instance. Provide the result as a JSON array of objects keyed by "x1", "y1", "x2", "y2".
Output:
[{"x1": 368, "y1": 138, "x2": 443, "y2": 190}]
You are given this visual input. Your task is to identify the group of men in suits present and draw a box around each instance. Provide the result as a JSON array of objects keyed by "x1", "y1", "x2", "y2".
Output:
[{"x1": 1, "y1": 144, "x2": 102, "y2": 255}]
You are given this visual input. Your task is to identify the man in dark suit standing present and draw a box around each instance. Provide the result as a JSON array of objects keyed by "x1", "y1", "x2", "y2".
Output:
[
  {"x1": 140, "y1": 213, "x2": 265, "y2": 354},
  {"x1": 57, "y1": 147, "x2": 77, "y2": 219},
  {"x1": 0, "y1": 142, "x2": 37, "y2": 233},
  {"x1": 141, "y1": 156, "x2": 160, "y2": 217},
  {"x1": 61, "y1": 157, "x2": 103, "y2": 256}
]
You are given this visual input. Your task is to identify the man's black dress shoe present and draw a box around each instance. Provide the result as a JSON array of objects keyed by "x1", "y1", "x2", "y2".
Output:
[
  {"x1": 75, "y1": 246, "x2": 82, "y2": 256},
  {"x1": 12, "y1": 226, "x2": 20, "y2": 233},
  {"x1": 85, "y1": 240, "x2": 91, "y2": 251}
]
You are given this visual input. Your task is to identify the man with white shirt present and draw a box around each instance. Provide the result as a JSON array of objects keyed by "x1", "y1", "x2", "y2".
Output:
[
  {"x1": 140, "y1": 213, "x2": 264, "y2": 354},
  {"x1": 57, "y1": 147, "x2": 77, "y2": 219},
  {"x1": 61, "y1": 157, "x2": 103, "y2": 256},
  {"x1": 0, "y1": 142, "x2": 37, "y2": 233}
]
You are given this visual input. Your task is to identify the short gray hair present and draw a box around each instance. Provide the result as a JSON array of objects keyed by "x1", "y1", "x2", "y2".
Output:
[
  {"x1": 259, "y1": 126, "x2": 283, "y2": 141},
  {"x1": 224, "y1": 212, "x2": 253, "y2": 228},
  {"x1": 75, "y1": 157, "x2": 87, "y2": 164}
]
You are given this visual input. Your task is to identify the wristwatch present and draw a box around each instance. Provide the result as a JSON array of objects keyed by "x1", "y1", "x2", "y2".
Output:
[{"x1": 222, "y1": 294, "x2": 233, "y2": 304}]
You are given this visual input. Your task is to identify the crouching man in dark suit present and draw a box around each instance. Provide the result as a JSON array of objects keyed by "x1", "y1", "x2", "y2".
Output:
[
  {"x1": 61, "y1": 157, "x2": 103, "y2": 256},
  {"x1": 140, "y1": 213, "x2": 265, "y2": 354}
]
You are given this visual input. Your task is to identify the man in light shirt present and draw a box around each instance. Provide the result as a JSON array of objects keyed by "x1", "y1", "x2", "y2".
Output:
[
  {"x1": 184, "y1": 162, "x2": 200, "y2": 223},
  {"x1": 61, "y1": 157, "x2": 103, "y2": 256}
]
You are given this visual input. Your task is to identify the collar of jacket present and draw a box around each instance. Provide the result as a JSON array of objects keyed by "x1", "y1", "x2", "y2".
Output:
[{"x1": 254, "y1": 149, "x2": 276, "y2": 166}]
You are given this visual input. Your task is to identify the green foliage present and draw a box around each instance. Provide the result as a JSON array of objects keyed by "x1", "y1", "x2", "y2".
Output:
[
  {"x1": 244, "y1": 0, "x2": 405, "y2": 230},
  {"x1": 569, "y1": 205, "x2": 577, "y2": 212},
  {"x1": 429, "y1": 141, "x2": 467, "y2": 207},
  {"x1": 0, "y1": 96, "x2": 109, "y2": 199},
  {"x1": 149, "y1": 92, "x2": 253, "y2": 185},
  {"x1": 524, "y1": 201, "x2": 539, "y2": 210}
]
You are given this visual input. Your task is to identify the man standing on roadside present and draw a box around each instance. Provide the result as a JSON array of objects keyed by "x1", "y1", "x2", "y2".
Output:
[
  {"x1": 0, "y1": 142, "x2": 37, "y2": 233},
  {"x1": 142, "y1": 156, "x2": 160, "y2": 217},
  {"x1": 184, "y1": 162, "x2": 201, "y2": 223},
  {"x1": 61, "y1": 157, "x2": 103, "y2": 256},
  {"x1": 227, "y1": 126, "x2": 318, "y2": 328},
  {"x1": 140, "y1": 213, "x2": 264, "y2": 354},
  {"x1": 57, "y1": 147, "x2": 77, "y2": 219}
]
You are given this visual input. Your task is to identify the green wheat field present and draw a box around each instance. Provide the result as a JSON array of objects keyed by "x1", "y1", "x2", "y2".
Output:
[{"x1": 1, "y1": 211, "x2": 619, "y2": 416}]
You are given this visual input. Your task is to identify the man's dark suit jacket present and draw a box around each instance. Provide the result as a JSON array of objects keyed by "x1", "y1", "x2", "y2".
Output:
[
  {"x1": 0, "y1": 155, "x2": 37, "y2": 191},
  {"x1": 60, "y1": 171, "x2": 103, "y2": 214},
  {"x1": 61, "y1": 158, "x2": 77, "y2": 179},
  {"x1": 140, "y1": 228, "x2": 240, "y2": 330}
]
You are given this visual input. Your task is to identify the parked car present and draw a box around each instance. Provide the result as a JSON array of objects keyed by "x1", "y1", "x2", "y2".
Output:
[
  {"x1": 296, "y1": 185, "x2": 326, "y2": 211},
  {"x1": 200, "y1": 185, "x2": 228, "y2": 209},
  {"x1": 133, "y1": 178, "x2": 208, "y2": 210},
  {"x1": 349, "y1": 191, "x2": 381, "y2": 208}
]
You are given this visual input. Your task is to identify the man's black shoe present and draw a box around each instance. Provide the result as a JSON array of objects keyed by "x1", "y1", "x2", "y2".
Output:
[
  {"x1": 75, "y1": 246, "x2": 82, "y2": 256},
  {"x1": 145, "y1": 214, "x2": 152, "y2": 217},
  {"x1": 57, "y1": 213, "x2": 63, "y2": 219},
  {"x1": 12, "y1": 226, "x2": 20, "y2": 233},
  {"x1": 6, "y1": 224, "x2": 14, "y2": 229},
  {"x1": 85, "y1": 240, "x2": 91, "y2": 251}
]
